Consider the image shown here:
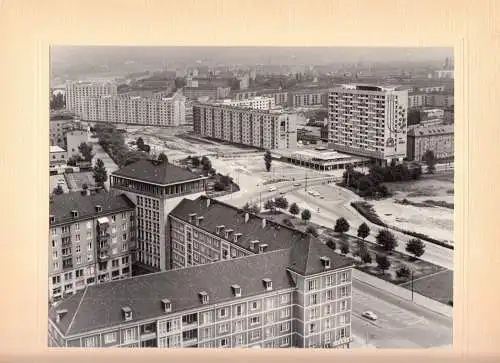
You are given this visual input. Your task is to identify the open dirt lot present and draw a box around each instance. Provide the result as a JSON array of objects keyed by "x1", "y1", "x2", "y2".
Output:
[{"x1": 370, "y1": 174, "x2": 454, "y2": 244}]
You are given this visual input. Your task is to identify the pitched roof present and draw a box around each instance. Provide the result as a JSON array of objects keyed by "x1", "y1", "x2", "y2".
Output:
[
  {"x1": 111, "y1": 159, "x2": 204, "y2": 185},
  {"x1": 407, "y1": 124, "x2": 454, "y2": 137},
  {"x1": 49, "y1": 249, "x2": 296, "y2": 336},
  {"x1": 169, "y1": 197, "x2": 310, "y2": 252},
  {"x1": 49, "y1": 191, "x2": 135, "y2": 226}
]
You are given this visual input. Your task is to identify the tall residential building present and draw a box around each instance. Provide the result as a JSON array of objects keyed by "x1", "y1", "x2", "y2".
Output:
[
  {"x1": 81, "y1": 94, "x2": 186, "y2": 126},
  {"x1": 48, "y1": 197, "x2": 354, "y2": 349},
  {"x1": 328, "y1": 84, "x2": 408, "y2": 164},
  {"x1": 65, "y1": 81, "x2": 118, "y2": 116},
  {"x1": 218, "y1": 96, "x2": 276, "y2": 111},
  {"x1": 109, "y1": 159, "x2": 208, "y2": 272},
  {"x1": 48, "y1": 191, "x2": 136, "y2": 303},
  {"x1": 193, "y1": 104, "x2": 297, "y2": 150},
  {"x1": 288, "y1": 89, "x2": 329, "y2": 108},
  {"x1": 406, "y1": 124, "x2": 454, "y2": 161}
]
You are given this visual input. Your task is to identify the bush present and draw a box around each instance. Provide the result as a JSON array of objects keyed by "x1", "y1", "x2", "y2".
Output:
[
  {"x1": 213, "y1": 181, "x2": 226, "y2": 191},
  {"x1": 406, "y1": 238, "x2": 426, "y2": 259},
  {"x1": 376, "y1": 254, "x2": 391, "y2": 273},
  {"x1": 396, "y1": 266, "x2": 411, "y2": 279},
  {"x1": 357, "y1": 222, "x2": 370, "y2": 239},
  {"x1": 340, "y1": 244, "x2": 349, "y2": 255},
  {"x1": 289, "y1": 202, "x2": 300, "y2": 215},
  {"x1": 326, "y1": 238, "x2": 336, "y2": 251},
  {"x1": 361, "y1": 251, "x2": 372, "y2": 264},
  {"x1": 306, "y1": 225, "x2": 319, "y2": 237},
  {"x1": 301, "y1": 209, "x2": 311, "y2": 223},
  {"x1": 282, "y1": 218, "x2": 294, "y2": 227}
]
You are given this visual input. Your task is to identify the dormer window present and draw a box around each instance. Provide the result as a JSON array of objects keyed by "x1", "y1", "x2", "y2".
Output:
[
  {"x1": 216, "y1": 225, "x2": 225, "y2": 235},
  {"x1": 71, "y1": 210, "x2": 78, "y2": 218},
  {"x1": 189, "y1": 213, "x2": 197, "y2": 223},
  {"x1": 258, "y1": 244, "x2": 268, "y2": 253},
  {"x1": 55, "y1": 309, "x2": 68, "y2": 323},
  {"x1": 95, "y1": 205, "x2": 102, "y2": 213},
  {"x1": 232, "y1": 284, "x2": 242, "y2": 297},
  {"x1": 262, "y1": 278, "x2": 273, "y2": 291},
  {"x1": 199, "y1": 291, "x2": 209, "y2": 305},
  {"x1": 161, "y1": 298, "x2": 172, "y2": 313},
  {"x1": 121, "y1": 306, "x2": 133, "y2": 321},
  {"x1": 320, "y1": 256, "x2": 331, "y2": 269},
  {"x1": 225, "y1": 229, "x2": 234, "y2": 240},
  {"x1": 50, "y1": 215, "x2": 55, "y2": 223},
  {"x1": 196, "y1": 216, "x2": 204, "y2": 226},
  {"x1": 234, "y1": 233, "x2": 242, "y2": 243}
]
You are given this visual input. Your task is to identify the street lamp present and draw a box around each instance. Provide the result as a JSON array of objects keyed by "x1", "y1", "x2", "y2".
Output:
[{"x1": 410, "y1": 268, "x2": 415, "y2": 301}]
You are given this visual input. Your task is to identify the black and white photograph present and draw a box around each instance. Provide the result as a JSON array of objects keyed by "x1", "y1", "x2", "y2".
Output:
[{"x1": 48, "y1": 46, "x2": 454, "y2": 349}]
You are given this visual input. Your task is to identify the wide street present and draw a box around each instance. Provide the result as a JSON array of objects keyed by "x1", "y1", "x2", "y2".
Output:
[
  {"x1": 351, "y1": 279, "x2": 452, "y2": 348},
  {"x1": 217, "y1": 173, "x2": 454, "y2": 271}
]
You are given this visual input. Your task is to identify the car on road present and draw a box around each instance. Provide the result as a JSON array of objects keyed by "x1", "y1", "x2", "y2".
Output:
[
  {"x1": 293, "y1": 183, "x2": 301, "y2": 187},
  {"x1": 268, "y1": 186, "x2": 276, "y2": 192},
  {"x1": 361, "y1": 311, "x2": 378, "y2": 321},
  {"x1": 279, "y1": 191, "x2": 286, "y2": 195},
  {"x1": 308, "y1": 190, "x2": 315, "y2": 195}
]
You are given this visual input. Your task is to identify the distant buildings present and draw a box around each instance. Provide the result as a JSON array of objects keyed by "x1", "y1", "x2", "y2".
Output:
[
  {"x1": 193, "y1": 104, "x2": 298, "y2": 150},
  {"x1": 421, "y1": 108, "x2": 445, "y2": 120},
  {"x1": 287, "y1": 89, "x2": 329, "y2": 108},
  {"x1": 48, "y1": 196, "x2": 354, "y2": 349},
  {"x1": 109, "y1": 159, "x2": 208, "y2": 272},
  {"x1": 217, "y1": 96, "x2": 276, "y2": 111},
  {"x1": 65, "y1": 81, "x2": 118, "y2": 116},
  {"x1": 328, "y1": 84, "x2": 408, "y2": 164},
  {"x1": 435, "y1": 70, "x2": 454, "y2": 79},
  {"x1": 406, "y1": 124, "x2": 454, "y2": 161},
  {"x1": 408, "y1": 92, "x2": 454, "y2": 108},
  {"x1": 183, "y1": 86, "x2": 231, "y2": 101},
  {"x1": 48, "y1": 191, "x2": 136, "y2": 302},
  {"x1": 81, "y1": 94, "x2": 186, "y2": 127}
]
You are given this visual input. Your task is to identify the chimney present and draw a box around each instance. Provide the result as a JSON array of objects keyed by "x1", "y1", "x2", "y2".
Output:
[
  {"x1": 258, "y1": 244, "x2": 268, "y2": 253},
  {"x1": 189, "y1": 213, "x2": 197, "y2": 223},
  {"x1": 250, "y1": 240, "x2": 260, "y2": 251},
  {"x1": 55, "y1": 309, "x2": 68, "y2": 324},
  {"x1": 206, "y1": 198, "x2": 211, "y2": 208},
  {"x1": 244, "y1": 213, "x2": 249, "y2": 223},
  {"x1": 262, "y1": 218, "x2": 266, "y2": 229}
]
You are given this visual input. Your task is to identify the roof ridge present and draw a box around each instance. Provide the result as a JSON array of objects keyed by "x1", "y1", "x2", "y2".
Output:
[{"x1": 66, "y1": 286, "x2": 88, "y2": 335}]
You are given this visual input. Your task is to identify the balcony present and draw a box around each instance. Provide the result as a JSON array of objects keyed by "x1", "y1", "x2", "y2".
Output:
[{"x1": 98, "y1": 254, "x2": 110, "y2": 262}]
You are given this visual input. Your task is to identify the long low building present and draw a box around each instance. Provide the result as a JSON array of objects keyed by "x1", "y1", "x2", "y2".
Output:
[
  {"x1": 275, "y1": 147, "x2": 371, "y2": 171},
  {"x1": 48, "y1": 196, "x2": 355, "y2": 349},
  {"x1": 193, "y1": 103, "x2": 298, "y2": 150}
]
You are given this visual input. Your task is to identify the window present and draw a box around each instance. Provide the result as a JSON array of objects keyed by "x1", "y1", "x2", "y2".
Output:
[
  {"x1": 340, "y1": 271, "x2": 348, "y2": 283},
  {"x1": 52, "y1": 276, "x2": 60, "y2": 284},
  {"x1": 339, "y1": 286, "x2": 348, "y2": 297},
  {"x1": 84, "y1": 336, "x2": 98, "y2": 347},
  {"x1": 338, "y1": 327, "x2": 346, "y2": 339},
  {"x1": 234, "y1": 319, "x2": 243, "y2": 332},
  {"x1": 280, "y1": 294, "x2": 289, "y2": 304},
  {"x1": 236, "y1": 305, "x2": 243, "y2": 316},
  {"x1": 309, "y1": 293, "x2": 318, "y2": 306},
  {"x1": 324, "y1": 304, "x2": 332, "y2": 315},
  {"x1": 123, "y1": 328, "x2": 137, "y2": 343},
  {"x1": 325, "y1": 275, "x2": 334, "y2": 287},
  {"x1": 280, "y1": 307, "x2": 290, "y2": 319},
  {"x1": 339, "y1": 314, "x2": 346, "y2": 325},
  {"x1": 340, "y1": 300, "x2": 347, "y2": 312},
  {"x1": 308, "y1": 279, "x2": 318, "y2": 291},
  {"x1": 218, "y1": 308, "x2": 228, "y2": 318},
  {"x1": 111, "y1": 216, "x2": 116, "y2": 222},
  {"x1": 88, "y1": 242, "x2": 92, "y2": 251},
  {"x1": 280, "y1": 336, "x2": 290, "y2": 347},
  {"x1": 309, "y1": 323, "x2": 316, "y2": 334},
  {"x1": 250, "y1": 330, "x2": 260, "y2": 340},
  {"x1": 122, "y1": 243, "x2": 127, "y2": 251},
  {"x1": 220, "y1": 338, "x2": 228, "y2": 347},
  {"x1": 326, "y1": 289, "x2": 335, "y2": 301},
  {"x1": 76, "y1": 256, "x2": 82, "y2": 264},
  {"x1": 104, "y1": 332, "x2": 117, "y2": 344},
  {"x1": 251, "y1": 301, "x2": 259, "y2": 311},
  {"x1": 219, "y1": 323, "x2": 229, "y2": 334},
  {"x1": 76, "y1": 269, "x2": 83, "y2": 278},
  {"x1": 75, "y1": 245, "x2": 80, "y2": 253},
  {"x1": 280, "y1": 322, "x2": 289, "y2": 332},
  {"x1": 235, "y1": 334, "x2": 244, "y2": 346},
  {"x1": 51, "y1": 228, "x2": 57, "y2": 236},
  {"x1": 250, "y1": 316, "x2": 260, "y2": 325}
]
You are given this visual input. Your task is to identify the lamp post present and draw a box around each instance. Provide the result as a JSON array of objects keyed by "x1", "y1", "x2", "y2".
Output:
[{"x1": 411, "y1": 269, "x2": 415, "y2": 301}]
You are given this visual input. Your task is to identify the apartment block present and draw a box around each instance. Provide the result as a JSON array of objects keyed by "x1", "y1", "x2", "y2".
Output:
[
  {"x1": 288, "y1": 89, "x2": 329, "y2": 108},
  {"x1": 109, "y1": 159, "x2": 208, "y2": 272},
  {"x1": 48, "y1": 191, "x2": 136, "y2": 303},
  {"x1": 218, "y1": 96, "x2": 276, "y2": 111},
  {"x1": 193, "y1": 104, "x2": 297, "y2": 150},
  {"x1": 408, "y1": 93, "x2": 454, "y2": 109},
  {"x1": 81, "y1": 94, "x2": 186, "y2": 126},
  {"x1": 328, "y1": 84, "x2": 408, "y2": 164},
  {"x1": 406, "y1": 124, "x2": 454, "y2": 161},
  {"x1": 65, "y1": 81, "x2": 118, "y2": 116},
  {"x1": 48, "y1": 197, "x2": 354, "y2": 349}
]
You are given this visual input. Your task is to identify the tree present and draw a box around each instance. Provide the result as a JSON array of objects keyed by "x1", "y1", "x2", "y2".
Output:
[
  {"x1": 422, "y1": 150, "x2": 436, "y2": 174},
  {"x1": 78, "y1": 142, "x2": 93, "y2": 161},
  {"x1": 361, "y1": 250, "x2": 372, "y2": 264},
  {"x1": 53, "y1": 185, "x2": 64, "y2": 195},
  {"x1": 201, "y1": 155, "x2": 210, "y2": 167},
  {"x1": 376, "y1": 254, "x2": 391, "y2": 274},
  {"x1": 243, "y1": 202, "x2": 260, "y2": 214},
  {"x1": 214, "y1": 181, "x2": 226, "y2": 191},
  {"x1": 50, "y1": 93, "x2": 65, "y2": 110},
  {"x1": 376, "y1": 229, "x2": 398, "y2": 252},
  {"x1": 202, "y1": 160, "x2": 213, "y2": 176},
  {"x1": 274, "y1": 196, "x2": 289, "y2": 210},
  {"x1": 67, "y1": 154, "x2": 84, "y2": 167},
  {"x1": 289, "y1": 202, "x2": 300, "y2": 215},
  {"x1": 396, "y1": 265, "x2": 411, "y2": 279},
  {"x1": 326, "y1": 238, "x2": 336, "y2": 251},
  {"x1": 340, "y1": 244, "x2": 350, "y2": 255},
  {"x1": 406, "y1": 238, "x2": 426, "y2": 259},
  {"x1": 136, "y1": 137, "x2": 145, "y2": 150},
  {"x1": 264, "y1": 150, "x2": 272, "y2": 172},
  {"x1": 93, "y1": 158, "x2": 108, "y2": 188},
  {"x1": 191, "y1": 156, "x2": 201, "y2": 168},
  {"x1": 301, "y1": 209, "x2": 311, "y2": 223},
  {"x1": 158, "y1": 152, "x2": 168, "y2": 163},
  {"x1": 305, "y1": 225, "x2": 319, "y2": 237},
  {"x1": 142, "y1": 144, "x2": 151, "y2": 153},
  {"x1": 334, "y1": 217, "x2": 350, "y2": 234},
  {"x1": 264, "y1": 199, "x2": 276, "y2": 212},
  {"x1": 357, "y1": 222, "x2": 370, "y2": 239}
]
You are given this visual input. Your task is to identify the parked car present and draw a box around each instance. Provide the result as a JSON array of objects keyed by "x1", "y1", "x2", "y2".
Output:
[
  {"x1": 268, "y1": 186, "x2": 276, "y2": 192},
  {"x1": 279, "y1": 191, "x2": 286, "y2": 195},
  {"x1": 361, "y1": 311, "x2": 378, "y2": 321},
  {"x1": 293, "y1": 183, "x2": 301, "y2": 187}
]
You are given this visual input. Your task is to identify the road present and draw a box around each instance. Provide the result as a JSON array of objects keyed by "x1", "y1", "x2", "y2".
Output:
[
  {"x1": 217, "y1": 177, "x2": 454, "y2": 271},
  {"x1": 90, "y1": 138, "x2": 119, "y2": 190},
  {"x1": 351, "y1": 279, "x2": 452, "y2": 348}
]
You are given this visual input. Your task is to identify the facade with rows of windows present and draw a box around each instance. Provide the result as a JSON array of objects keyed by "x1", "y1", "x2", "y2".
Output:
[
  {"x1": 48, "y1": 191, "x2": 136, "y2": 303},
  {"x1": 109, "y1": 159, "x2": 208, "y2": 272}
]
